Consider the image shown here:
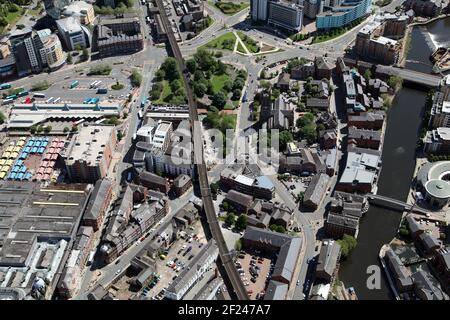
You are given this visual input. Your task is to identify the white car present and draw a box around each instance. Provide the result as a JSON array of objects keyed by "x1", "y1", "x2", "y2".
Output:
[{"x1": 116, "y1": 269, "x2": 121, "y2": 275}]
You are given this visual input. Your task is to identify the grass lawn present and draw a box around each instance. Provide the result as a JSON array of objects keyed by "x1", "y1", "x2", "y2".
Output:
[
  {"x1": 0, "y1": 8, "x2": 23, "y2": 33},
  {"x1": 6, "y1": 9, "x2": 23, "y2": 25},
  {"x1": 211, "y1": 73, "x2": 231, "y2": 93},
  {"x1": 212, "y1": 1, "x2": 249, "y2": 15},
  {"x1": 236, "y1": 31, "x2": 260, "y2": 53},
  {"x1": 153, "y1": 80, "x2": 173, "y2": 104},
  {"x1": 203, "y1": 32, "x2": 236, "y2": 51},
  {"x1": 27, "y1": 5, "x2": 43, "y2": 17},
  {"x1": 236, "y1": 42, "x2": 246, "y2": 54},
  {"x1": 375, "y1": 0, "x2": 392, "y2": 6}
]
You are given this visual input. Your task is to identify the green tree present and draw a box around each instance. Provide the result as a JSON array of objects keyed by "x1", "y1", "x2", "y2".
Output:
[
  {"x1": 216, "y1": 60, "x2": 227, "y2": 75},
  {"x1": 225, "y1": 212, "x2": 236, "y2": 226},
  {"x1": 130, "y1": 69, "x2": 142, "y2": 87},
  {"x1": 223, "y1": 80, "x2": 233, "y2": 93},
  {"x1": 233, "y1": 78, "x2": 245, "y2": 91},
  {"x1": 63, "y1": 127, "x2": 69, "y2": 133},
  {"x1": 235, "y1": 214, "x2": 247, "y2": 231},
  {"x1": 170, "y1": 79, "x2": 182, "y2": 92},
  {"x1": 337, "y1": 235, "x2": 357, "y2": 260},
  {"x1": 193, "y1": 82, "x2": 207, "y2": 98},
  {"x1": 235, "y1": 239, "x2": 242, "y2": 251},
  {"x1": 186, "y1": 59, "x2": 197, "y2": 74},
  {"x1": 108, "y1": 116, "x2": 119, "y2": 125},
  {"x1": 194, "y1": 49, "x2": 216, "y2": 71},
  {"x1": 161, "y1": 57, "x2": 180, "y2": 81},
  {"x1": 67, "y1": 52, "x2": 73, "y2": 64},
  {"x1": 44, "y1": 126, "x2": 52, "y2": 134},
  {"x1": 30, "y1": 125, "x2": 37, "y2": 134},
  {"x1": 260, "y1": 80, "x2": 271, "y2": 91},
  {"x1": 117, "y1": 130, "x2": 124, "y2": 141},
  {"x1": 272, "y1": 88, "x2": 280, "y2": 99},
  {"x1": 211, "y1": 91, "x2": 227, "y2": 109},
  {"x1": 222, "y1": 200, "x2": 230, "y2": 212},
  {"x1": 81, "y1": 48, "x2": 89, "y2": 61},
  {"x1": 155, "y1": 69, "x2": 166, "y2": 81},
  {"x1": 232, "y1": 88, "x2": 242, "y2": 100},
  {"x1": 363, "y1": 69, "x2": 372, "y2": 81},
  {"x1": 279, "y1": 130, "x2": 293, "y2": 150},
  {"x1": 210, "y1": 182, "x2": 219, "y2": 195}
]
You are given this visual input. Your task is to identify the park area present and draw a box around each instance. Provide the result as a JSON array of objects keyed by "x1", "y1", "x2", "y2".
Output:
[
  {"x1": 203, "y1": 32, "x2": 280, "y2": 56},
  {"x1": 211, "y1": 1, "x2": 249, "y2": 15}
]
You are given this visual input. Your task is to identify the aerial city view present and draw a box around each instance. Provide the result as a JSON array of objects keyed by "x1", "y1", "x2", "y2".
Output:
[{"x1": 0, "y1": 0, "x2": 449, "y2": 304}]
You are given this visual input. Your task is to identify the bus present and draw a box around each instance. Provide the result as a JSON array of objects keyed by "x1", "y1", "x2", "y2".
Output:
[
  {"x1": 89, "y1": 81, "x2": 98, "y2": 89},
  {"x1": 83, "y1": 97, "x2": 91, "y2": 103},
  {"x1": 5, "y1": 94, "x2": 17, "y2": 100},
  {"x1": 46, "y1": 97, "x2": 54, "y2": 104},
  {"x1": 1, "y1": 98, "x2": 13, "y2": 105},
  {"x1": 33, "y1": 92, "x2": 45, "y2": 98},
  {"x1": 70, "y1": 80, "x2": 79, "y2": 89},
  {"x1": 53, "y1": 97, "x2": 61, "y2": 103},
  {"x1": 138, "y1": 110, "x2": 143, "y2": 119},
  {"x1": 97, "y1": 88, "x2": 107, "y2": 94},
  {"x1": 17, "y1": 91, "x2": 29, "y2": 97},
  {"x1": 0, "y1": 83, "x2": 11, "y2": 90},
  {"x1": 88, "y1": 97, "x2": 99, "y2": 104}
]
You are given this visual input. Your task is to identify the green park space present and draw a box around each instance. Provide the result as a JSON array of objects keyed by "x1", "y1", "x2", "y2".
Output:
[
  {"x1": 203, "y1": 32, "x2": 236, "y2": 51},
  {"x1": 150, "y1": 58, "x2": 187, "y2": 106},
  {"x1": 212, "y1": 1, "x2": 249, "y2": 15},
  {"x1": 236, "y1": 32, "x2": 259, "y2": 53},
  {"x1": 211, "y1": 73, "x2": 231, "y2": 93}
]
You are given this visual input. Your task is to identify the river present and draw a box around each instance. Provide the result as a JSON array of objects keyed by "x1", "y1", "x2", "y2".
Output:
[{"x1": 338, "y1": 16, "x2": 450, "y2": 300}]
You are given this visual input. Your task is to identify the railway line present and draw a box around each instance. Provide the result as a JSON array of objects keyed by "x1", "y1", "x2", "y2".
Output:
[{"x1": 154, "y1": 0, "x2": 249, "y2": 300}]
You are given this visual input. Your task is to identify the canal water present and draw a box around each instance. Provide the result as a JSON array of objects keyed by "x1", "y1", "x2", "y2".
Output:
[{"x1": 338, "y1": 17, "x2": 450, "y2": 299}]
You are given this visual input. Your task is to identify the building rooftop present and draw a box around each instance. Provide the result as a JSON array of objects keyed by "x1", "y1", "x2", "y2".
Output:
[
  {"x1": 83, "y1": 179, "x2": 112, "y2": 221},
  {"x1": 56, "y1": 16, "x2": 83, "y2": 33},
  {"x1": 65, "y1": 125, "x2": 115, "y2": 166},
  {"x1": 8, "y1": 103, "x2": 121, "y2": 129},
  {"x1": 316, "y1": 239, "x2": 341, "y2": 278},
  {"x1": 225, "y1": 190, "x2": 254, "y2": 208},
  {"x1": 0, "y1": 181, "x2": 89, "y2": 268},
  {"x1": 166, "y1": 240, "x2": 218, "y2": 299},
  {"x1": 264, "y1": 280, "x2": 288, "y2": 300},
  {"x1": 235, "y1": 174, "x2": 255, "y2": 187}
]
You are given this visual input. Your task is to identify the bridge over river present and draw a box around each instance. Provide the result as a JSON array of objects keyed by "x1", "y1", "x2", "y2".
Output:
[{"x1": 367, "y1": 194, "x2": 431, "y2": 215}]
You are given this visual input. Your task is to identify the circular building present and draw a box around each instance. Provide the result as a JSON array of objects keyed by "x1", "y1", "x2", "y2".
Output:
[{"x1": 416, "y1": 161, "x2": 450, "y2": 208}]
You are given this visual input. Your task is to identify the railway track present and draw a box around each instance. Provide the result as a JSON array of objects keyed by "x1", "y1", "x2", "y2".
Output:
[{"x1": 154, "y1": 0, "x2": 248, "y2": 300}]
